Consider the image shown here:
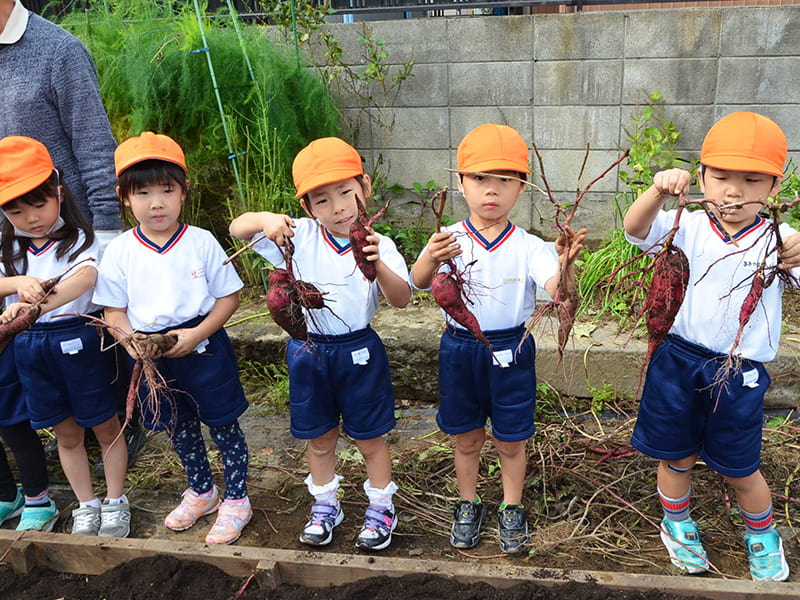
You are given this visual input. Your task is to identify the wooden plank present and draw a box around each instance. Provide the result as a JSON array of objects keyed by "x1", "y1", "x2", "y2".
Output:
[{"x1": 2, "y1": 529, "x2": 800, "y2": 599}]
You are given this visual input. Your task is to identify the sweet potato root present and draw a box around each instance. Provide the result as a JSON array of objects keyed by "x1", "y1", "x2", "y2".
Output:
[
  {"x1": 432, "y1": 268, "x2": 493, "y2": 353},
  {"x1": 349, "y1": 194, "x2": 389, "y2": 282},
  {"x1": 644, "y1": 245, "x2": 689, "y2": 362},
  {"x1": 264, "y1": 238, "x2": 329, "y2": 340},
  {"x1": 0, "y1": 304, "x2": 41, "y2": 354}
]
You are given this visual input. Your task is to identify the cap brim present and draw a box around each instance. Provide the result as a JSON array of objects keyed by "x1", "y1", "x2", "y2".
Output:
[
  {"x1": 294, "y1": 169, "x2": 363, "y2": 198},
  {"x1": 702, "y1": 156, "x2": 783, "y2": 178},
  {"x1": 116, "y1": 155, "x2": 187, "y2": 177},
  {"x1": 0, "y1": 168, "x2": 52, "y2": 206}
]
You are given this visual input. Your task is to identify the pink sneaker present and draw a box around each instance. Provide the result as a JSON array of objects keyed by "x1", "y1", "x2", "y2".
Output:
[
  {"x1": 205, "y1": 497, "x2": 252, "y2": 545},
  {"x1": 164, "y1": 487, "x2": 220, "y2": 531}
]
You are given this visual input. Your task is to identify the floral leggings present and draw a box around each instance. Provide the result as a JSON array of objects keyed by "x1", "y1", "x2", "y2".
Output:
[{"x1": 171, "y1": 417, "x2": 249, "y2": 500}]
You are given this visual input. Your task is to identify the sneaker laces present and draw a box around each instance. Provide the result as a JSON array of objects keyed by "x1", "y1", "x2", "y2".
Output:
[{"x1": 74, "y1": 508, "x2": 99, "y2": 529}]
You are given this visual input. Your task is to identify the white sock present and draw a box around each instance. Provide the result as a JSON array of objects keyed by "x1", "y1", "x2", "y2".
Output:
[
  {"x1": 80, "y1": 498, "x2": 102, "y2": 509},
  {"x1": 304, "y1": 473, "x2": 343, "y2": 506},
  {"x1": 364, "y1": 479, "x2": 398, "y2": 512},
  {"x1": 103, "y1": 495, "x2": 128, "y2": 505}
]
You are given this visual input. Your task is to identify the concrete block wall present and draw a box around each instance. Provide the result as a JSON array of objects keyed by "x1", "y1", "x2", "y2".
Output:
[{"x1": 311, "y1": 7, "x2": 800, "y2": 241}]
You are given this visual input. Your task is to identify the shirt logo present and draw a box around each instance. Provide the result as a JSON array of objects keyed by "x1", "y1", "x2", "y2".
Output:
[{"x1": 191, "y1": 267, "x2": 206, "y2": 279}]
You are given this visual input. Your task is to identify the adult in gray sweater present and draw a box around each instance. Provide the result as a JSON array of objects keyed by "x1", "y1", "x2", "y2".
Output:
[{"x1": 0, "y1": 0, "x2": 121, "y2": 238}]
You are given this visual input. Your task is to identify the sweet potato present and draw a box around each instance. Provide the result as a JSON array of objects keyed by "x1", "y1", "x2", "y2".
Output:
[
  {"x1": 349, "y1": 194, "x2": 389, "y2": 282},
  {"x1": 644, "y1": 245, "x2": 689, "y2": 362},
  {"x1": 432, "y1": 268, "x2": 494, "y2": 355},
  {"x1": 0, "y1": 304, "x2": 41, "y2": 354},
  {"x1": 266, "y1": 268, "x2": 308, "y2": 340}
]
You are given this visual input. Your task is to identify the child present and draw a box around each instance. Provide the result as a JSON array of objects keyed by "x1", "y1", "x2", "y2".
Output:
[
  {"x1": 0, "y1": 308, "x2": 53, "y2": 532},
  {"x1": 411, "y1": 123, "x2": 584, "y2": 554},
  {"x1": 229, "y1": 137, "x2": 411, "y2": 551},
  {"x1": 93, "y1": 132, "x2": 251, "y2": 545},
  {"x1": 0, "y1": 135, "x2": 128, "y2": 537},
  {"x1": 623, "y1": 112, "x2": 799, "y2": 581}
]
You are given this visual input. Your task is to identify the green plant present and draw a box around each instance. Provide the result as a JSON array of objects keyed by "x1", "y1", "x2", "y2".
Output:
[
  {"x1": 60, "y1": 0, "x2": 340, "y2": 283},
  {"x1": 779, "y1": 160, "x2": 800, "y2": 229},
  {"x1": 372, "y1": 179, "x2": 446, "y2": 263},
  {"x1": 238, "y1": 360, "x2": 290, "y2": 412},
  {"x1": 588, "y1": 381, "x2": 617, "y2": 414},
  {"x1": 578, "y1": 91, "x2": 684, "y2": 321}
]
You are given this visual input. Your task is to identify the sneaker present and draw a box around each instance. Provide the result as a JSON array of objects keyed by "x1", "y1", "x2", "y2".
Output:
[
  {"x1": 497, "y1": 505, "x2": 530, "y2": 554},
  {"x1": 164, "y1": 486, "x2": 220, "y2": 531},
  {"x1": 206, "y1": 498, "x2": 252, "y2": 545},
  {"x1": 98, "y1": 500, "x2": 131, "y2": 538},
  {"x1": 450, "y1": 499, "x2": 486, "y2": 549},
  {"x1": 659, "y1": 518, "x2": 709, "y2": 574},
  {"x1": 71, "y1": 505, "x2": 101, "y2": 536},
  {"x1": 355, "y1": 505, "x2": 397, "y2": 551},
  {"x1": 44, "y1": 436, "x2": 59, "y2": 465},
  {"x1": 0, "y1": 489, "x2": 24, "y2": 526},
  {"x1": 16, "y1": 499, "x2": 58, "y2": 532},
  {"x1": 745, "y1": 530, "x2": 790, "y2": 581},
  {"x1": 299, "y1": 502, "x2": 344, "y2": 546}
]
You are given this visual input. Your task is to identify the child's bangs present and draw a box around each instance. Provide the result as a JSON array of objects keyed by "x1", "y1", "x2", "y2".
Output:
[{"x1": 119, "y1": 159, "x2": 187, "y2": 197}]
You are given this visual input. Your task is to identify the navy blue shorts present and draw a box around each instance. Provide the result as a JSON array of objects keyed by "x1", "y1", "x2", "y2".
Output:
[
  {"x1": 287, "y1": 327, "x2": 395, "y2": 441},
  {"x1": 137, "y1": 317, "x2": 248, "y2": 431},
  {"x1": 437, "y1": 325, "x2": 536, "y2": 442},
  {"x1": 632, "y1": 335, "x2": 768, "y2": 478},
  {"x1": 0, "y1": 345, "x2": 26, "y2": 427},
  {"x1": 15, "y1": 315, "x2": 117, "y2": 429}
]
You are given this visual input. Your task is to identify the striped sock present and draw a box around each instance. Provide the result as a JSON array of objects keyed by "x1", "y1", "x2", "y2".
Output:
[
  {"x1": 659, "y1": 487, "x2": 691, "y2": 522},
  {"x1": 739, "y1": 505, "x2": 773, "y2": 535},
  {"x1": 24, "y1": 490, "x2": 49, "y2": 507}
]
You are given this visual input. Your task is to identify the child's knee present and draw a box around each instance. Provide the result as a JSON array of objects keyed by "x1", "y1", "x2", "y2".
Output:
[
  {"x1": 494, "y1": 439, "x2": 525, "y2": 460},
  {"x1": 455, "y1": 430, "x2": 485, "y2": 454}
]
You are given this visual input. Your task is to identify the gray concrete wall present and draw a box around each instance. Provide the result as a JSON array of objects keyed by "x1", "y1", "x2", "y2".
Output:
[{"x1": 308, "y1": 7, "x2": 800, "y2": 241}]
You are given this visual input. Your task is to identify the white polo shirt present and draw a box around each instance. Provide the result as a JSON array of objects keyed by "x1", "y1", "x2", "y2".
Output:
[
  {"x1": 251, "y1": 217, "x2": 409, "y2": 336},
  {"x1": 414, "y1": 219, "x2": 557, "y2": 332},
  {"x1": 94, "y1": 224, "x2": 243, "y2": 332},
  {"x1": 627, "y1": 209, "x2": 800, "y2": 362},
  {"x1": 1, "y1": 231, "x2": 99, "y2": 323}
]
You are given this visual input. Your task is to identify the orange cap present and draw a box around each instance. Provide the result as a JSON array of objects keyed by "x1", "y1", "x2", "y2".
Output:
[
  {"x1": 115, "y1": 131, "x2": 187, "y2": 177},
  {"x1": 701, "y1": 112, "x2": 786, "y2": 177},
  {"x1": 457, "y1": 123, "x2": 530, "y2": 174},
  {"x1": 0, "y1": 136, "x2": 55, "y2": 207},
  {"x1": 292, "y1": 137, "x2": 363, "y2": 198}
]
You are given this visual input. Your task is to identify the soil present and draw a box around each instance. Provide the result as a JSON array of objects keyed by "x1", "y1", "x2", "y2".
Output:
[{"x1": 0, "y1": 554, "x2": 707, "y2": 600}]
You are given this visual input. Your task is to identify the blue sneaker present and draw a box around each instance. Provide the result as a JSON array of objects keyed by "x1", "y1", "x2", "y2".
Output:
[
  {"x1": 659, "y1": 518, "x2": 709, "y2": 574},
  {"x1": 0, "y1": 489, "x2": 24, "y2": 526},
  {"x1": 16, "y1": 499, "x2": 58, "y2": 532},
  {"x1": 745, "y1": 530, "x2": 790, "y2": 581}
]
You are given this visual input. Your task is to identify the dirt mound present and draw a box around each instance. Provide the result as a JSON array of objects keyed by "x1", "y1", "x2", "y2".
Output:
[{"x1": 0, "y1": 554, "x2": 707, "y2": 600}]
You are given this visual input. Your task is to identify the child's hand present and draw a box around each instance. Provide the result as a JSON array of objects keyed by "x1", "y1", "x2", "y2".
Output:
[
  {"x1": 15, "y1": 276, "x2": 47, "y2": 304},
  {"x1": 0, "y1": 301, "x2": 30, "y2": 324},
  {"x1": 779, "y1": 231, "x2": 800, "y2": 270},
  {"x1": 555, "y1": 227, "x2": 587, "y2": 265},
  {"x1": 262, "y1": 214, "x2": 296, "y2": 247},
  {"x1": 123, "y1": 332, "x2": 160, "y2": 361},
  {"x1": 360, "y1": 230, "x2": 382, "y2": 265},
  {"x1": 652, "y1": 168, "x2": 691, "y2": 197},
  {"x1": 160, "y1": 328, "x2": 202, "y2": 359},
  {"x1": 426, "y1": 231, "x2": 461, "y2": 264}
]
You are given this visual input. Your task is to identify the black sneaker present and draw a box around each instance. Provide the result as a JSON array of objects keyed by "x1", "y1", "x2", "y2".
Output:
[
  {"x1": 94, "y1": 424, "x2": 148, "y2": 476},
  {"x1": 355, "y1": 504, "x2": 397, "y2": 551},
  {"x1": 498, "y1": 505, "x2": 529, "y2": 554},
  {"x1": 44, "y1": 436, "x2": 59, "y2": 465},
  {"x1": 450, "y1": 499, "x2": 486, "y2": 549}
]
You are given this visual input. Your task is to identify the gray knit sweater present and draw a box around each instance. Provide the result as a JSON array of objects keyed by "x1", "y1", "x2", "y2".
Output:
[{"x1": 0, "y1": 13, "x2": 120, "y2": 230}]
